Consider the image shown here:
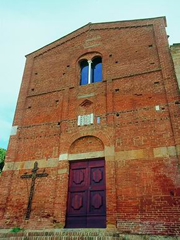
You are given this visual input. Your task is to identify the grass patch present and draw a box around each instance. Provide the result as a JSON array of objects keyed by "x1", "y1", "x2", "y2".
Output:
[{"x1": 10, "y1": 227, "x2": 23, "y2": 233}]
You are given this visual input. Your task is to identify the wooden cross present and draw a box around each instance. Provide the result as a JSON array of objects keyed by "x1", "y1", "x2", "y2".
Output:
[{"x1": 21, "y1": 161, "x2": 48, "y2": 220}]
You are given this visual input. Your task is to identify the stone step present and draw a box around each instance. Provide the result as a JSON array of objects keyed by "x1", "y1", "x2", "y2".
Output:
[
  {"x1": 0, "y1": 229, "x2": 179, "y2": 240},
  {"x1": 0, "y1": 229, "x2": 120, "y2": 240}
]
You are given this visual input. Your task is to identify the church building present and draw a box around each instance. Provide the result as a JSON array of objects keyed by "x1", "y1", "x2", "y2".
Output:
[{"x1": 0, "y1": 17, "x2": 180, "y2": 238}]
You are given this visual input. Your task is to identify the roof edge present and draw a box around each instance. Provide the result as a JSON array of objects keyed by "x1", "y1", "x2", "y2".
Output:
[
  {"x1": 92, "y1": 16, "x2": 166, "y2": 26},
  {"x1": 25, "y1": 16, "x2": 166, "y2": 57},
  {"x1": 25, "y1": 22, "x2": 90, "y2": 57}
]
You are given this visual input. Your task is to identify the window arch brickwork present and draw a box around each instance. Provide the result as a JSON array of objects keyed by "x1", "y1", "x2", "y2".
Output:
[{"x1": 79, "y1": 53, "x2": 102, "y2": 85}]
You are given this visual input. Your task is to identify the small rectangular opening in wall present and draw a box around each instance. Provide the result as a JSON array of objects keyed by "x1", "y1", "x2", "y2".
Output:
[
  {"x1": 97, "y1": 117, "x2": 100, "y2": 124},
  {"x1": 154, "y1": 81, "x2": 159, "y2": 85},
  {"x1": 134, "y1": 93, "x2": 142, "y2": 96}
]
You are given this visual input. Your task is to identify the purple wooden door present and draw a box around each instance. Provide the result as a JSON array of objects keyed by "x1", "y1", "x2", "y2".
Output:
[{"x1": 65, "y1": 158, "x2": 106, "y2": 228}]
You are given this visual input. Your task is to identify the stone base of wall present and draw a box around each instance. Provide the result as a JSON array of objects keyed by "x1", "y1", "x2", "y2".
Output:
[{"x1": 0, "y1": 229, "x2": 180, "y2": 240}]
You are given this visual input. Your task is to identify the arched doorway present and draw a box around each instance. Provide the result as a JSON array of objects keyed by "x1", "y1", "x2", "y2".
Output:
[{"x1": 65, "y1": 136, "x2": 106, "y2": 228}]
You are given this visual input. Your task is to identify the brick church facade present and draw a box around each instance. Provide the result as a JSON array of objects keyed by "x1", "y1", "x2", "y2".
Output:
[{"x1": 1, "y1": 17, "x2": 180, "y2": 237}]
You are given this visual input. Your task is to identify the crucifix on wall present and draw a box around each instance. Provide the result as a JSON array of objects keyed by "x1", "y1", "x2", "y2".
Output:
[{"x1": 21, "y1": 161, "x2": 48, "y2": 220}]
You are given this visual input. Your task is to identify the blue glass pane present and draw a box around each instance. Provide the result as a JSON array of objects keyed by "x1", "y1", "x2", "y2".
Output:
[
  {"x1": 93, "y1": 58, "x2": 102, "y2": 83},
  {"x1": 80, "y1": 61, "x2": 88, "y2": 85},
  {"x1": 91, "y1": 65, "x2": 94, "y2": 83}
]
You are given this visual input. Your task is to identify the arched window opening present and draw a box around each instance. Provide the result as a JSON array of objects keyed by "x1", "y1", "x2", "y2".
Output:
[
  {"x1": 92, "y1": 57, "x2": 102, "y2": 83},
  {"x1": 80, "y1": 60, "x2": 88, "y2": 85},
  {"x1": 80, "y1": 56, "x2": 102, "y2": 85}
]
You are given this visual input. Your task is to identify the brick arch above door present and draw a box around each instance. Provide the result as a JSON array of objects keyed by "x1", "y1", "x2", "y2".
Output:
[
  {"x1": 68, "y1": 135, "x2": 104, "y2": 161},
  {"x1": 70, "y1": 136, "x2": 104, "y2": 154},
  {"x1": 59, "y1": 129, "x2": 114, "y2": 161}
]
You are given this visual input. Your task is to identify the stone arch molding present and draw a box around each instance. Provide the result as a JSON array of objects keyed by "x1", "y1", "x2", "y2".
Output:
[{"x1": 59, "y1": 132, "x2": 114, "y2": 161}]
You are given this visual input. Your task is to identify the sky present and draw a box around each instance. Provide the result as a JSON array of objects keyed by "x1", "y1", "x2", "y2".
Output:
[{"x1": 0, "y1": 0, "x2": 180, "y2": 150}]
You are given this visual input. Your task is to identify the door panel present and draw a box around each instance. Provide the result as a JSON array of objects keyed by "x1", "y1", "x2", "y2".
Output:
[
  {"x1": 91, "y1": 167, "x2": 104, "y2": 186},
  {"x1": 71, "y1": 168, "x2": 87, "y2": 188},
  {"x1": 89, "y1": 190, "x2": 106, "y2": 214},
  {"x1": 66, "y1": 158, "x2": 106, "y2": 228},
  {"x1": 68, "y1": 191, "x2": 87, "y2": 215}
]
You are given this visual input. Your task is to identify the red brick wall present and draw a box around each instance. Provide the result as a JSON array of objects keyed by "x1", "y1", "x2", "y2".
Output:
[{"x1": 0, "y1": 17, "x2": 180, "y2": 235}]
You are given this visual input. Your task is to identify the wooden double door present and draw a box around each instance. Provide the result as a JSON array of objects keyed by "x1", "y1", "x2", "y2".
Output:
[{"x1": 65, "y1": 158, "x2": 106, "y2": 228}]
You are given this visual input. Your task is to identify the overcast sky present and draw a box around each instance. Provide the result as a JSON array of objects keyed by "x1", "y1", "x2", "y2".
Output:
[{"x1": 0, "y1": 0, "x2": 180, "y2": 150}]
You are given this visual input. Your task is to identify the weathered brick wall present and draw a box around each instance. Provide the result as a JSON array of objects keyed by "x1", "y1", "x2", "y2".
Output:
[{"x1": 0, "y1": 17, "x2": 180, "y2": 236}]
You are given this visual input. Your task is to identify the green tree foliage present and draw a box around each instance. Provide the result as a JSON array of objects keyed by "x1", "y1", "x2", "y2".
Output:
[{"x1": 0, "y1": 148, "x2": 6, "y2": 172}]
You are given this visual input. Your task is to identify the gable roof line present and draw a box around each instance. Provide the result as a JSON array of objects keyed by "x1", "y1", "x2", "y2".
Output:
[
  {"x1": 91, "y1": 16, "x2": 166, "y2": 25},
  {"x1": 25, "y1": 16, "x2": 166, "y2": 57},
  {"x1": 25, "y1": 22, "x2": 90, "y2": 57}
]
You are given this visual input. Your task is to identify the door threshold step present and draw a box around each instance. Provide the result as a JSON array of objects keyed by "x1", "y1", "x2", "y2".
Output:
[{"x1": 0, "y1": 229, "x2": 119, "y2": 239}]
